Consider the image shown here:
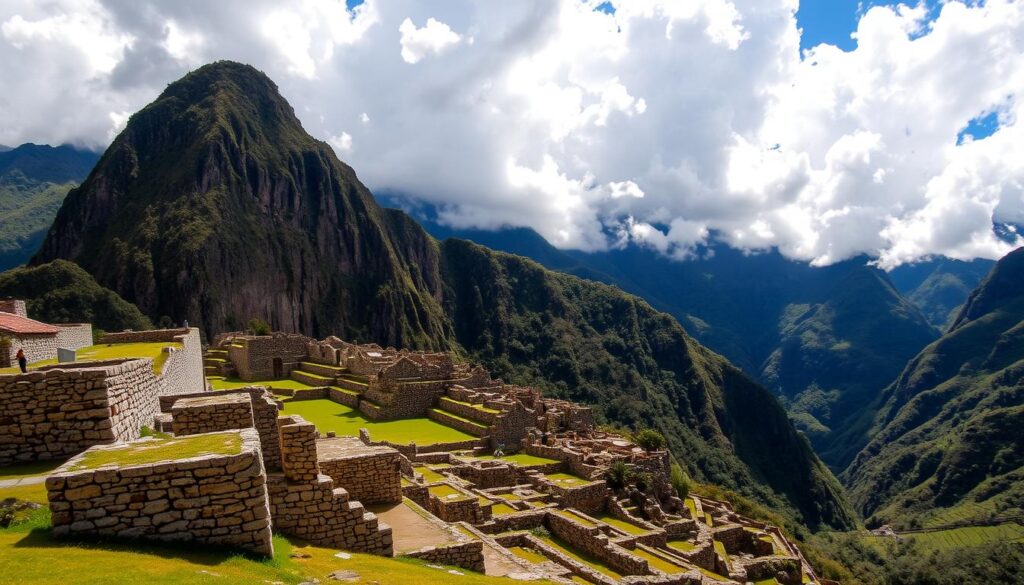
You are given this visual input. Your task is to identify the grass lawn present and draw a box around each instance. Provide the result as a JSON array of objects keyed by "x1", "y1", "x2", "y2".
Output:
[
  {"x1": 429, "y1": 484, "x2": 472, "y2": 501},
  {"x1": 631, "y1": 547, "x2": 689, "y2": 574},
  {"x1": 544, "y1": 472, "x2": 595, "y2": 487},
  {"x1": 596, "y1": 513, "x2": 648, "y2": 535},
  {"x1": 491, "y1": 503, "x2": 517, "y2": 516},
  {"x1": 280, "y1": 399, "x2": 476, "y2": 445},
  {"x1": 556, "y1": 509, "x2": 597, "y2": 527},
  {"x1": 1, "y1": 342, "x2": 181, "y2": 375},
  {"x1": 68, "y1": 432, "x2": 242, "y2": 471},
  {"x1": 416, "y1": 466, "x2": 450, "y2": 484},
  {"x1": 0, "y1": 525, "x2": 536, "y2": 585},
  {"x1": 713, "y1": 540, "x2": 730, "y2": 564},
  {"x1": 667, "y1": 540, "x2": 696, "y2": 552},
  {"x1": 0, "y1": 482, "x2": 49, "y2": 504},
  {"x1": 0, "y1": 459, "x2": 65, "y2": 481},
  {"x1": 508, "y1": 546, "x2": 547, "y2": 564},
  {"x1": 208, "y1": 376, "x2": 321, "y2": 391},
  {"x1": 538, "y1": 535, "x2": 621, "y2": 579},
  {"x1": 907, "y1": 523, "x2": 1024, "y2": 551},
  {"x1": 462, "y1": 453, "x2": 560, "y2": 466}
]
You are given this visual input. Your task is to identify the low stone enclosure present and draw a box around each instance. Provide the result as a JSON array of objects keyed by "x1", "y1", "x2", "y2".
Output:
[
  {"x1": 0, "y1": 327, "x2": 204, "y2": 466},
  {"x1": 6, "y1": 329, "x2": 824, "y2": 584}
]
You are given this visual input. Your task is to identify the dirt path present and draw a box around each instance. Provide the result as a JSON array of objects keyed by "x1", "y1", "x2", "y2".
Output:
[{"x1": 368, "y1": 502, "x2": 455, "y2": 554}]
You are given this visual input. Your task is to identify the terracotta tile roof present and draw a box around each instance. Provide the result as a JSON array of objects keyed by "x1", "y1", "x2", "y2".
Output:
[{"x1": 0, "y1": 313, "x2": 60, "y2": 335}]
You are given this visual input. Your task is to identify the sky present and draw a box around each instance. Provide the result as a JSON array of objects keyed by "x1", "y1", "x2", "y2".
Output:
[{"x1": 0, "y1": 0, "x2": 1021, "y2": 268}]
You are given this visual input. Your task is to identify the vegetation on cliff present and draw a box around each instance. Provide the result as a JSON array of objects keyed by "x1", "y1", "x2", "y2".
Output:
[
  {"x1": 0, "y1": 260, "x2": 152, "y2": 332},
  {"x1": 843, "y1": 247, "x2": 1024, "y2": 529}
]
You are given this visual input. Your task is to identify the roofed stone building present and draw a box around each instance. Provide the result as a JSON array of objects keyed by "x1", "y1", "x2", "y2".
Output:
[{"x1": 0, "y1": 299, "x2": 92, "y2": 367}]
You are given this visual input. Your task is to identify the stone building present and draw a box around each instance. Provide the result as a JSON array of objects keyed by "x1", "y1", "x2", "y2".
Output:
[{"x1": 0, "y1": 299, "x2": 92, "y2": 367}]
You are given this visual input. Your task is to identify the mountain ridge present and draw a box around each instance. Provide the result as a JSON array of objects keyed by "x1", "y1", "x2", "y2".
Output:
[{"x1": 32, "y1": 60, "x2": 855, "y2": 530}]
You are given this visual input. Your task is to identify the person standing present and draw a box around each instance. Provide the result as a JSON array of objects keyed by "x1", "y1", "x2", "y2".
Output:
[{"x1": 16, "y1": 348, "x2": 27, "y2": 373}]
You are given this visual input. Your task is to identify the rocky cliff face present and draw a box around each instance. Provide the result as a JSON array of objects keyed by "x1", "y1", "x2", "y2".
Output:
[{"x1": 35, "y1": 61, "x2": 856, "y2": 530}]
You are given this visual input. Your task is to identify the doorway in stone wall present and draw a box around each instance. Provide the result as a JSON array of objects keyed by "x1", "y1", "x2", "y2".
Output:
[{"x1": 273, "y1": 357, "x2": 283, "y2": 378}]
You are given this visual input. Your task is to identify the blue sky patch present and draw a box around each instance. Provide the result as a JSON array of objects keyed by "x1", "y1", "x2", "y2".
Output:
[
  {"x1": 797, "y1": 0, "x2": 942, "y2": 54},
  {"x1": 957, "y1": 111, "x2": 1001, "y2": 145}
]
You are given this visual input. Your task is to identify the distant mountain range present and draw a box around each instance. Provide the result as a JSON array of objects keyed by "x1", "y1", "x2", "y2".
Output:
[
  {"x1": 844, "y1": 246, "x2": 1024, "y2": 529},
  {"x1": 0, "y1": 143, "x2": 99, "y2": 271},
  {"x1": 28, "y1": 61, "x2": 857, "y2": 530},
  {"x1": 401, "y1": 216, "x2": 979, "y2": 470}
]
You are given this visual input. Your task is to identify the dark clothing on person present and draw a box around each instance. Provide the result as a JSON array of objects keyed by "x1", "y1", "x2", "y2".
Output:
[{"x1": 16, "y1": 349, "x2": 26, "y2": 373}]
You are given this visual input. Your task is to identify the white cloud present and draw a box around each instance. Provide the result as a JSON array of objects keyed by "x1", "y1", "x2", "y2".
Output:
[
  {"x1": 398, "y1": 17, "x2": 461, "y2": 64},
  {"x1": 328, "y1": 131, "x2": 353, "y2": 155},
  {"x1": 0, "y1": 0, "x2": 1022, "y2": 266}
]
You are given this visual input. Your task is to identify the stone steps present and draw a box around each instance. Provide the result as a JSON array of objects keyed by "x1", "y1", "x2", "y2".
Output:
[
  {"x1": 336, "y1": 376, "x2": 369, "y2": 393},
  {"x1": 437, "y1": 397, "x2": 498, "y2": 425},
  {"x1": 298, "y1": 361, "x2": 346, "y2": 378},
  {"x1": 427, "y1": 408, "x2": 490, "y2": 437},
  {"x1": 290, "y1": 369, "x2": 333, "y2": 387}
]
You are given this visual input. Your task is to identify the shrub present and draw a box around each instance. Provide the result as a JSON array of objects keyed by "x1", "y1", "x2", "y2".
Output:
[
  {"x1": 606, "y1": 460, "x2": 630, "y2": 489},
  {"x1": 529, "y1": 526, "x2": 551, "y2": 539},
  {"x1": 670, "y1": 463, "x2": 690, "y2": 499},
  {"x1": 634, "y1": 472, "x2": 652, "y2": 492},
  {"x1": 247, "y1": 318, "x2": 272, "y2": 336},
  {"x1": 634, "y1": 428, "x2": 666, "y2": 452}
]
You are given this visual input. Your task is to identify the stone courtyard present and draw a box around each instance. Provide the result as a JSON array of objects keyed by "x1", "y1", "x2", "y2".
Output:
[{"x1": 0, "y1": 317, "x2": 830, "y2": 584}]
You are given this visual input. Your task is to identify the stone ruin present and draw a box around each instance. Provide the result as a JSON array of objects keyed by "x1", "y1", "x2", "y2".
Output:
[{"x1": 0, "y1": 328, "x2": 828, "y2": 584}]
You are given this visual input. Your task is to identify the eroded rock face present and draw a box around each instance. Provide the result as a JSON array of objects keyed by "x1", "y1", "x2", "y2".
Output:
[{"x1": 34, "y1": 62, "x2": 452, "y2": 348}]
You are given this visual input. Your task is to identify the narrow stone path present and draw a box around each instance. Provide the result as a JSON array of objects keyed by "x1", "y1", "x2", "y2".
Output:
[{"x1": 0, "y1": 475, "x2": 46, "y2": 489}]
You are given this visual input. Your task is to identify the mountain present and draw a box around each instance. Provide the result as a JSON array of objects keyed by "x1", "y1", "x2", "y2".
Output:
[
  {"x1": 33, "y1": 61, "x2": 855, "y2": 530},
  {"x1": 842, "y1": 247, "x2": 1024, "y2": 528},
  {"x1": 0, "y1": 259, "x2": 152, "y2": 333},
  {"x1": 0, "y1": 143, "x2": 99, "y2": 270},
  {"x1": 888, "y1": 258, "x2": 996, "y2": 331},
  {"x1": 405, "y1": 216, "x2": 937, "y2": 470}
]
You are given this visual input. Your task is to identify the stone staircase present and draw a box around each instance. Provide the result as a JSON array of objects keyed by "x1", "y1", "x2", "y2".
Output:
[
  {"x1": 428, "y1": 392, "x2": 500, "y2": 437},
  {"x1": 202, "y1": 348, "x2": 235, "y2": 377},
  {"x1": 290, "y1": 361, "x2": 345, "y2": 387}
]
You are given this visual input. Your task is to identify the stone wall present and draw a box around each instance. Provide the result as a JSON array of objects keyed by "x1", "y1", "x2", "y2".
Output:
[
  {"x1": 46, "y1": 428, "x2": 274, "y2": 557},
  {"x1": 405, "y1": 540, "x2": 485, "y2": 573},
  {"x1": 171, "y1": 394, "x2": 255, "y2": 437},
  {"x1": 317, "y1": 437, "x2": 402, "y2": 505},
  {"x1": 546, "y1": 510, "x2": 649, "y2": 576},
  {"x1": 0, "y1": 299, "x2": 27, "y2": 317},
  {"x1": 0, "y1": 359, "x2": 163, "y2": 466},
  {"x1": 96, "y1": 328, "x2": 205, "y2": 396},
  {"x1": 160, "y1": 387, "x2": 282, "y2": 472},
  {"x1": 55, "y1": 324, "x2": 93, "y2": 350},
  {"x1": 230, "y1": 334, "x2": 312, "y2": 381},
  {"x1": 268, "y1": 415, "x2": 393, "y2": 555},
  {"x1": 4, "y1": 333, "x2": 58, "y2": 365}
]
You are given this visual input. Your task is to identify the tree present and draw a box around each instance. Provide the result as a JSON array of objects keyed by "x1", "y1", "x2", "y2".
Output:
[
  {"x1": 634, "y1": 428, "x2": 666, "y2": 452},
  {"x1": 670, "y1": 463, "x2": 690, "y2": 499},
  {"x1": 247, "y1": 318, "x2": 271, "y2": 336},
  {"x1": 606, "y1": 460, "x2": 630, "y2": 489}
]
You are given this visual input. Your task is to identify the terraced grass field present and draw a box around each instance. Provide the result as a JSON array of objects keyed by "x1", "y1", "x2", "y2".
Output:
[
  {"x1": 207, "y1": 376, "x2": 320, "y2": 391},
  {"x1": 906, "y1": 523, "x2": 1024, "y2": 551},
  {"x1": 1, "y1": 342, "x2": 180, "y2": 375},
  {"x1": 281, "y1": 398, "x2": 476, "y2": 445}
]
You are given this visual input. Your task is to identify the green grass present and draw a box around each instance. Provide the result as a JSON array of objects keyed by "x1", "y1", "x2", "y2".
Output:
[
  {"x1": 667, "y1": 540, "x2": 695, "y2": 552},
  {"x1": 0, "y1": 482, "x2": 49, "y2": 504},
  {"x1": 906, "y1": 523, "x2": 1024, "y2": 551},
  {"x1": 0, "y1": 528, "x2": 531, "y2": 584},
  {"x1": 508, "y1": 546, "x2": 547, "y2": 564},
  {"x1": 491, "y1": 503, "x2": 517, "y2": 516},
  {"x1": 416, "y1": 466, "x2": 450, "y2": 483},
  {"x1": 555, "y1": 509, "x2": 596, "y2": 527},
  {"x1": 439, "y1": 397, "x2": 501, "y2": 414},
  {"x1": 68, "y1": 432, "x2": 242, "y2": 471},
  {"x1": 596, "y1": 513, "x2": 648, "y2": 535},
  {"x1": 461, "y1": 453, "x2": 560, "y2": 466},
  {"x1": 428, "y1": 484, "x2": 471, "y2": 501},
  {"x1": 544, "y1": 472, "x2": 595, "y2": 487},
  {"x1": 281, "y1": 399, "x2": 476, "y2": 445},
  {"x1": 0, "y1": 459, "x2": 65, "y2": 481},
  {"x1": 428, "y1": 409, "x2": 489, "y2": 431},
  {"x1": 684, "y1": 497, "x2": 697, "y2": 520},
  {"x1": 630, "y1": 547, "x2": 689, "y2": 574},
  {"x1": 208, "y1": 376, "x2": 320, "y2": 391},
  {"x1": 537, "y1": 535, "x2": 621, "y2": 579},
  {"x1": 2, "y1": 342, "x2": 181, "y2": 375},
  {"x1": 713, "y1": 540, "x2": 729, "y2": 563}
]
